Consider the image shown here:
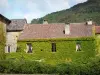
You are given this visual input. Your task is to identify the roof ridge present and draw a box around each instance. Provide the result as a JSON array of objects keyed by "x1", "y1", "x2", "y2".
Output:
[
  {"x1": 70, "y1": 23, "x2": 85, "y2": 24},
  {"x1": 11, "y1": 19, "x2": 26, "y2": 20}
]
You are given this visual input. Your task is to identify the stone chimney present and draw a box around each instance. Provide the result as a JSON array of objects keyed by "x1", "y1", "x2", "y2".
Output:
[
  {"x1": 65, "y1": 23, "x2": 70, "y2": 35},
  {"x1": 43, "y1": 19, "x2": 48, "y2": 24},
  {"x1": 86, "y1": 20, "x2": 92, "y2": 25}
]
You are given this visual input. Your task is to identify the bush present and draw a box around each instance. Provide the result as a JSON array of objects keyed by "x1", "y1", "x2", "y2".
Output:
[
  {"x1": 0, "y1": 57, "x2": 100, "y2": 75},
  {"x1": 40, "y1": 63, "x2": 56, "y2": 74},
  {"x1": 0, "y1": 60, "x2": 8, "y2": 73},
  {"x1": 0, "y1": 60, "x2": 56, "y2": 74},
  {"x1": 56, "y1": 63, "x2": 71, "y2": 75},
  {"x1": 86, "y1": 57, "x2": 100, "y2": 75}
]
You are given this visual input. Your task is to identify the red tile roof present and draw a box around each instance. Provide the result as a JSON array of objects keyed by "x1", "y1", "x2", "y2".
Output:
[
  {"x1": 18, "y1": 23, "x2": 93, "y2": 40},
  {"x1": 70, "y1": 23, "x2": 93, "y2": 37},
  {"x1": 95, "y1": 26, "x2": 100, "y2": 34}
]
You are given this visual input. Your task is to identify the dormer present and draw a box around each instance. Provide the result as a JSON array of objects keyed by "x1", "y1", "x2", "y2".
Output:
[
  {"x1": 86, "y1": 20, "x2": 93, "y2": 25},
  {"x1": 43, "y1": 19, "x2": 48, "y2": 24}
]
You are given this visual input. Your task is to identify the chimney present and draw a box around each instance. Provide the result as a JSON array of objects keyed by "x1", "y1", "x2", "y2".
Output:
[
  {"x1": 86, "y1": 20, "x2": 92, "y2": 25},
  {"x1": 65, "y1": 23, "x2": 70, "y2": 35},
  {"x1": 43, "y1": 19, "x2": 48, "y2": 24}
]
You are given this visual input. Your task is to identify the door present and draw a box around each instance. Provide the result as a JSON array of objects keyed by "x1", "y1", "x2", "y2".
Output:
[{"x1": 8, "y1": 46, "x2": 10, "y2": 53}]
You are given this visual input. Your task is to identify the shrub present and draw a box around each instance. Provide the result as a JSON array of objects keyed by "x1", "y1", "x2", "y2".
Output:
[
  {"x1": 86, "y1": 57, "x2": 100, "y2": 75},
  {"x1": 0, "y1": 57, "x2": 100, "y2": 75},
  {"x1": 40, "y1": 64, "x2": 56, "y2": 74},
  {"x1": 0, "y1": 60, "x2": 56, "y2": 74}
]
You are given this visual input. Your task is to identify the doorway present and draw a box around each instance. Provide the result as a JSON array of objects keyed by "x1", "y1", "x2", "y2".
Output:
[{"x1": 8, "y1": 46, "x2": 10, "y2": 53}]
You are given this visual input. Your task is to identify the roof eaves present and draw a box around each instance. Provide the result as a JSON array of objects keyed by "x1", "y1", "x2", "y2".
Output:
[{"x1": 0, "y1": 14, "x2": 11, "y2": 24}]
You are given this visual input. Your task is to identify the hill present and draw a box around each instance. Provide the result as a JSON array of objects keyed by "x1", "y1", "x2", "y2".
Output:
[{"x1": 31, "y1": 0, "x2": 100, "y2": 25}]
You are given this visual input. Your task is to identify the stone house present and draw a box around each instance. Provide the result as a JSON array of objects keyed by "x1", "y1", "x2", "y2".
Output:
[
  {"x1": 0, "y1": 18, "x2": 95, "y2": 63},
  {"x1": 0, "y1": 14, "x2": 97, "y2": 63},
  {"x1": 0, "y1": 14, "x2": 11, "y2": 46},
  {"x1": 15, "y1": 21, "x2": 96, "y2": 63},
  {"x1": 5, "y1": 19, "x2": 27, "y2": 53},
  {"x1": 0, "y1": 14, "x2": 11, "y2": 59},
  {"x1": 18, "y1": 21, "x2": 95, "y2": 52},
  {"x1": 0, "y1": 14, "x2": 11, "y2": 35},
  {"x1": 95, "y1": 26, "x2": 100, "y2": 55}
]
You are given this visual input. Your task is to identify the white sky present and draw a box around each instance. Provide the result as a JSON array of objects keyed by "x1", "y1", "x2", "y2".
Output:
[{"x1": 0, "y1": 0, "x2": 87, "y2": 23}]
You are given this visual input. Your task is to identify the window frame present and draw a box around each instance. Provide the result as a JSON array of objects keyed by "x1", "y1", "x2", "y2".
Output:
[
  {"x1": 26, "y1": 43, "x2": 33, "y2": 53},
  {"x1": 76, "y1": 41, "x2": 81, "y2": 51}
]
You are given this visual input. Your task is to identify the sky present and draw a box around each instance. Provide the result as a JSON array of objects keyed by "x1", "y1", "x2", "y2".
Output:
[{"x1": 0, "y1": 0, "x2": 87, "y2": 23}]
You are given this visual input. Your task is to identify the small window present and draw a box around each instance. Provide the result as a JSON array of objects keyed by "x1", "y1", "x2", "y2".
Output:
[
  {"x1": 8, "y1": 46, "x2": 10, "y2": 53},
  {"x1": 76, "y1": 41, "x2": 81, "y2": 51},
  {"x1": 51, "y1": 43, "x2": 56, "y2": 52},
  {"x1": 63, "y1": 30, "x2": 65, "y2": 34},
  {"x1": 27, "y1": 43, "x2": 32, "y2": 53}
]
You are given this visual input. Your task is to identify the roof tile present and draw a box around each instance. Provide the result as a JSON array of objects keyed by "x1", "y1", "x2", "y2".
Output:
[
  {"x1": 7, "y1": 19, "x2": 27, "y2": 31},
  {"x1": 18, "y1": 23, "x2": 93, "y2": 40},
  {"x1": 95, "y1": 26, "x2": 100, "y2": 34}
]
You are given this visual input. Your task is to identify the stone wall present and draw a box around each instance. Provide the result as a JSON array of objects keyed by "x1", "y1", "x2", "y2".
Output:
[{"x1": 5, "y1": 32, "x2": 20, "y2": 53}]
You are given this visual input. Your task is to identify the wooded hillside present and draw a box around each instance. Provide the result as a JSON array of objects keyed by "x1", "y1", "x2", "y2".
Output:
[{"x1": 31, "y1": 0, "x2": 100, "y2": 25}]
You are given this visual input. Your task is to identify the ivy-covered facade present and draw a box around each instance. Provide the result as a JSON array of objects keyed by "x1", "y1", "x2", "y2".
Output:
[
  {"x1": 0, "y1": 14, "x2": 11, "y2": 60},
  {"x1": 15, "y1": 38, "x2": 95, "y2": 64}
]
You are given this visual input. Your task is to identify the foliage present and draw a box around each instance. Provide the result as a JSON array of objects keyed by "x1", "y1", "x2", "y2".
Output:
[
  {"x1": 31, "y1": 0, "x2": 100, "y2": 25},
  {"x1": 6, "y1": 37, "x2": 96, "y2": 65},
  {"x1": 95, "y1": 35, "x2": 100, "y2": 55},
  {"x1": 18, "y1": 37, "x2": 95, "y2": 42},
  {"x1": 1, "y1": 56, "x2": 100, "y2": 74},
  {"x1": 0, "y1": 60, "x2": 56, "y2": 74},
  {"x1": 0, "y1": 23, "x2": 6, "y2": 60}
]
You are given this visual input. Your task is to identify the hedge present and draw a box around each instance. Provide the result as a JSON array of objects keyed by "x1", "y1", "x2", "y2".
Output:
[
  {"x1": 0, "y1": 56, "x2": 100, "y2": 75},
  {"x1": 0, "y1": 60, "x2": 56, "y2": 74},
  {"x1": 18, "y1": 37, "x2": 95, "y2": 42}
]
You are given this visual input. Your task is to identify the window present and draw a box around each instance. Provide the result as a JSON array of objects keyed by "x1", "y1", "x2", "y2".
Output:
[
  {"x1": 76, "y1": 41, "x2": 81, "y2": 51},
  {"x1": 8, "y1": 46, "x2": 10, "y2": 53},
  {"x1": 51, "y1": 43, "x2": 56, "y2": 52},
  {"x1": 27, "y1": 43, "x2": 32, "y2": 53}
]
